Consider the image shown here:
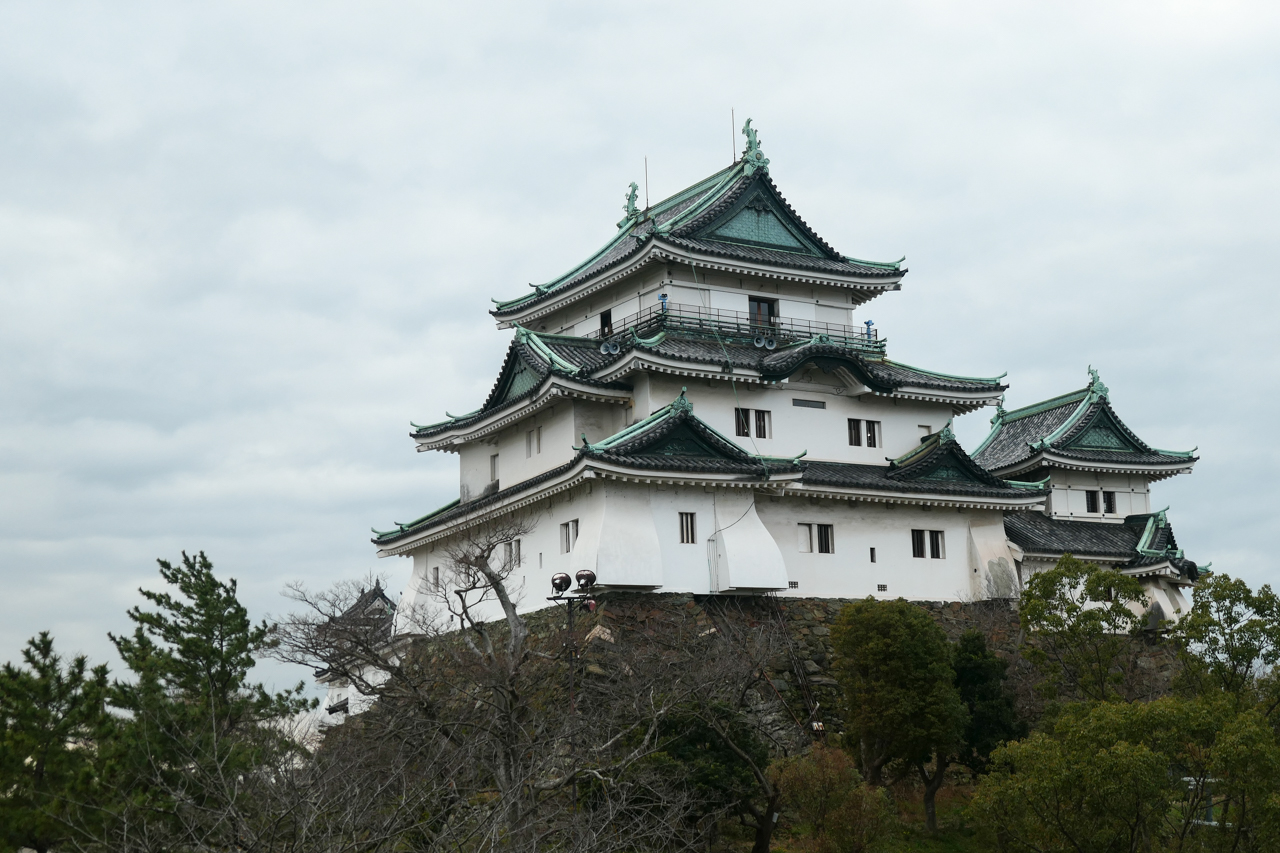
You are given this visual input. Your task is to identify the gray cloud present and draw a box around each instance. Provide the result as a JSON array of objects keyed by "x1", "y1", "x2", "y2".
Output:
[{"x1": 2, "y1": 1, "x2": 1277, "y2": 692}]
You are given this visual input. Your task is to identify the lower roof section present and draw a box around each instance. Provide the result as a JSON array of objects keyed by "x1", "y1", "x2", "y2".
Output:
[{"x1": 1005, "y1": 510, "x2": 1200, "y2": 582}]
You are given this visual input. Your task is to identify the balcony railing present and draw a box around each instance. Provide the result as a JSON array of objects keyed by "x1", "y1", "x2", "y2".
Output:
[{"x1": 588, "y1": 303, "x2": 886, "y2": 355}]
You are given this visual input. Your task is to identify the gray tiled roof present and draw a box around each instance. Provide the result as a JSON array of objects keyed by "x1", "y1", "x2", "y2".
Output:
[
  {"x1": 492, "y1": 169, "x2": 902, "y2": 318},
  {"x1": 973, "y1": 379, "x2": 1196, "y2": 474},
  {"x1": 1004, "y1": 512, "x2": 1199, "y2": 580}
]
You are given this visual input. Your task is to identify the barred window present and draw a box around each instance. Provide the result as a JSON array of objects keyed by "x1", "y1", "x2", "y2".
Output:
[
  {"x1": 929, "y1": 530, "x2": 946, "y2": 559},
  {"x1": 754, "y1": 410, "x2": 771, "y2": 439},
  {"x1": 866, "y1": 420, "x2": 880, "y2": 448},
  {"x1": 679, "y1": 512, "x2": 697, "y2": 544},
  {"x1": 798, "y1": 523, "x2": 813, "y2": 553},
  {"x1": 735, "y1": 407, "x2": 750, "y2": 437},
  {"x1": 848, "y1": 418, "x2": 863, "y2": 446},
  {"x1": 912, "y1": 529, "x2": 926, "y2": 559},
  {"x1": 1103, "y1": 491, "x2": 1117, "y2": 514},
  {"x1": 1086, "y1": 490, "x2": 1100, "y2": 513}
]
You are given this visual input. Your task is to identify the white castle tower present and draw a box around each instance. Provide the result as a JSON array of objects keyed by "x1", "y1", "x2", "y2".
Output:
[{"x1": 372, "y1": 121, "x2": 1200, "y2": 622}]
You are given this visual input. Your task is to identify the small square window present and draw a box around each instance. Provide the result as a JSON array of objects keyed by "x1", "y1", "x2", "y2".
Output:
[
  {"x1": 788, "y1": 581, "x2": 799, "y2": 589},
  {"x1": 866, "y1": 420, "x2": 880, "y2": 448},
  {"x1": 817, "y1": 524, "x2": 834, "y2": 554},
  {"x1": 1085, "y1": 490, "x2": 1100, "y2": 513},
  {"x1": 754, "y1": 409, "x2": 771, "y2": 439},
  {"x1": 848, "y1": 418, "x2": 863, "y2": 446},
  {"x1": 797, "y1": 523, "x2": 813, "y2": 553},
  {"x1": 869, "y1": 547, "x2": 877, "y2": 563},
  {"x1": 679, "y1": 512, "x2": 697, "y2": 544},
  {"x1": 1103, "y1": 491, "x2": 1116, "y2": 514},
  {"x1": 560, "y1": 520, "x2": 579, "y2": 553},
  {"x1": 877, "y1": 584, "x2": 888, "y2": 593},
  {"x1": 911, "y1": 529, "x2": 926, "y2": 559},
  {"x1": 929, "y1": 530, "x2": 946, "y2": 560}
]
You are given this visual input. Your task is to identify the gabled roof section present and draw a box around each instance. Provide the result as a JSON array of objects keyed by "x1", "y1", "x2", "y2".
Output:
[
  {"x1": 491, "y1": 120, "x2": 904, "y2": 320},
  {"x1": 579, "y1": 389, "x2": 802, "y2": 477},
  {"x1": 972, "y1": 368, "x2": 1197, "y2": 477},
  {"x1": 886, "y1": 424, "x2": 1019, "y2": 489},
  {"x1": 1005, "y1": 510, "x2": 1200, "y2": 582},
  {"x1": 410, "y1": 328, "x2": 628, "y2": 441}
]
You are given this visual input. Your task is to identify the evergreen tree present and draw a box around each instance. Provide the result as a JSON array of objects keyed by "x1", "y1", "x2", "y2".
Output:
[
  {"x1": 831, "y1": 598, "x2": 966, "y2": 832},
  {"x1": 0, "y1": 632, "x2": 111, "y2": 853},
  {"x1": 103, "y1": 551, "x2": 313, "y2": 848},
  {"x1": 952, "y1": 630, "x2": 1024, "y2": 778}
]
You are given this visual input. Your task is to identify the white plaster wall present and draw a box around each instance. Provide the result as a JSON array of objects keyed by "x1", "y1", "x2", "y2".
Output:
[
  {"x1": 778, "y1": 299, "x2": 817, "y2": 321},
  {"x1": 649, "y1": 485, "x2": 719, "y2": 593},
  {"x1": 708, "y1": 489, "x2": 789, "y2": 591},
  {"x1": 1045, "y1": 469, "x2": 1151, "y2": 521},
  {"x1": 457, "y1": 402, "x2": 585, "y2": 499},
  {"x1": 757, "y1": 497, "x2": 980, "y2": 602},
  {"x1": 577, "y1": 479, "x2": 664, "y2": 587},
  {"x1": 645, "y1": 373, "x2": 959, "y2": 464}
]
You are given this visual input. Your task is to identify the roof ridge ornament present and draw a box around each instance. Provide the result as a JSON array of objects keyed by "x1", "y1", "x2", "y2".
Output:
[
  {"x1": 671, "y1": 387, "x2": 693, "y2": 415},
  {"x1": 618, "y1": 181, "x2": 640, "y2": 228},
  {"x1": 1087, "y1": 365, "x2": 1109, "y2": 399},
  {"x1": 740, "y1": 118, "x2": 770, "y2": 176},
  {"x1": 938, "y1": 421, "x2": 956, "y2": 444}
]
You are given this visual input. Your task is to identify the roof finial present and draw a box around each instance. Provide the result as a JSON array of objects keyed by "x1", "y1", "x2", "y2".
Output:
[
  {"x1": 1087, "y1": 365, "x2": 1109, "y2": 399},
  {"x1": 620, "y1": 181, "x2": 639, "y2": 226},
  {"x1": 741, "y1": 118, "x2": 770, "y2": 176},
  {"x1": 671, "y1": 387, "x2": 693, "y2": 414},
  {"x1": 939, "y1": 420, "x2": 956, "y2": 444}
]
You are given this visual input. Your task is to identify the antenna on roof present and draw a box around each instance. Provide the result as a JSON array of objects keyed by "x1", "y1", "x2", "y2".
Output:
[
  {"x1": 731, "y1": 108, "x2": 735, "y2": 164},
  {"x1": 644, "y1": 156, "x2": 649, "y2": 210}
]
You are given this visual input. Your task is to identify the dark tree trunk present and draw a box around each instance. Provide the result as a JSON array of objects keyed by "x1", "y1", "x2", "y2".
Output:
[
  {"x1": 751, "y1": 791, "x2": 783, "y2": 853},
  {"x1": 918, "y1": 753, "x2": 949, "y2": 834}
]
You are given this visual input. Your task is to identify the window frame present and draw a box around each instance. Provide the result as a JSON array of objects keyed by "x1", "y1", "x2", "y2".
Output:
[
  {"x1": 748, "y1": 296, "x2": 777, "y2": 327},
  {"x1": 599, "y1": 308, "x2": 613, "y2": 337},
  {"x1": 679, "y1": 512, "x2": 697, "y2": 545},
  {"x1": 929, "y1": 530, "x2": 946, "y2": 560},
  {"x1": 490, "y1": 453, "x2": 500, "y2": 483},
  {"x1": 1085, "y1": 490, "x2": 1100, "y2": 513},
  {"x1": 866, "y1": 420, "x2": 879, "y2": 448},
  {"x1": 816, "y1": 524, "x2": 835, "y2": 554},
  {"x1": 560, "y1": 519, "x2": 579, "y2": 553},
  {"x1": 754, "y1": 409, "x2": 771, "y2": 439},
  {"x1": 734, "y1": 407, "x2": 751, "y2": 438},
  {"x1": 848, "y1": 418, "x2": 863, "y2": 446},
  {"x1": 912, "y1": 529, "x2": 926, "y2": 559},
  {"x1": 1103, "y1": 490, "x2": 1116, "y2": 514}
]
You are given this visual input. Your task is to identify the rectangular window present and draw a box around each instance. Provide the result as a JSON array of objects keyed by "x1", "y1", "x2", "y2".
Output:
[
  {"x1": 526, "y1": 430, "x2": 534, "y2": 458},
  {"x1": 866, "y1": 420, "x2": 879, "y2": 448},
  {"x1": 432, "y1": 566, "x2": 440, "y2": 591},
  {"x1": 735, "y1": 407, "x2": 750, "y2": 437},
  {"x1": 679, "y1": 512, "x2": 697, "y2": 544},
  {"x1": 536, "y1": 426, "x2": 541, "y2": 454},
  {"x1": 560, "y1": 520, "x2": 579, "y2": 553},
  {"x1": 877, "y1": 584, "x2": 888, "y2": 593},
  {"x1": 929, "y1": 530, "x2": 946, "y2": 559},
  {"x1": 748, "y1": 296, "x2": 776, "y2": 326},
  {"x1": 798, "y1": 523, "x2": 813, "y2": 553},
  {"x1": 912, "y1": 529, "x2": 927, "y2": 559},
  {"x1": 490, "y1": 453, "x2": 500, "y2": 482},
  {"x1": 817, "y1": 524, "x2": 834, "y2": 554},
  {"x1": 1085, "y1": 490, "x2": 1100, "y2": 513},
  {"x1": 848, "y1": 418, "x2": 863, "y2": 446},
  {"x1": 754, "y1": 409, "x2": 771, "y2": 439},
  {"x1": 503, "y1": 539, "x2": 521, "y2": 567},
  {"x1": 788, "y1": 581, "x2": 799, "y2": 589},
  {"x1": 1103, "y1": 491, "x2": 1116, "y2": 514},
  {"x1": 792, "y1": 398, "x2": 826, "y2": 409},
  {"x1": 599, "y1": 308, "x2": 613, "y2": 337},
  {"x1": 869, "y1": 547, "x2": 877, "y2": 563}
]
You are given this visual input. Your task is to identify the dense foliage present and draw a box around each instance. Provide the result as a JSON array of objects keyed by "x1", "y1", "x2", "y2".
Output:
[{"x1": 3, "y1": 550, "x2": 1280, "y2": 852}]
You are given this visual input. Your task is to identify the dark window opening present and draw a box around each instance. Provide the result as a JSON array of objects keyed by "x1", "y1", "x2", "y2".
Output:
[
  {"x1": 1103, "y1": 491, "x2": 1117, "y2": 514},
  {"x1": 679, "y1": 512, "x2": 697, "y2": 544},
  {"x1": 848, "y1": 418, "x2": 863, "y2": 446},
  {"x1": 754, "y1": 409, "x2": 771, "y2": 438},
  {"x1": 866, "y1": 420, "x2": 879, "y2": 448},
  {"x1": 792, "y1": 398, "x2": 826, "y2": 409},
  {"x1": 876, "y1": 584, "x2": 888, "y2": 593},
  {"x1": 912, "y1": 529, "x2": 926, "y2": 559},
  {"x1": 599, "y1": 309, "x2": 613, "y2": 336},
  {"x1": 1085, "y1": 490, "x2": 1100, "y2": 513},
  {"x1": 929, "y1": 530, "x2": 946, "y2": 559},
  {"x1": 788, "y1": 581, "x2": 799, "y2": 589},
  {"x1": 734, "y1": 407, "x2": 750, "y2": 437},
  {"x1": 869, "y1": 547, "x2": 877, "y2": 563},
  {"x1": 748, "y1": 297, "x2": 777, "y2": 327},
  {"x1": 817, "y1": 524, "x2": 834, "y2": 554}
]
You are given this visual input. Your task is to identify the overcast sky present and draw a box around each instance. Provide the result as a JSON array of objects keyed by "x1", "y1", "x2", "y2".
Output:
[{"x1": 2, "y1": 1, "x2": 1278, "y2": 693}]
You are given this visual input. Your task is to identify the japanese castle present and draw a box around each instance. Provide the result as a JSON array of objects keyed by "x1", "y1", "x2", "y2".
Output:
[{"x1": 373, "y1": 121, "x2": 1200, "y2": 625}]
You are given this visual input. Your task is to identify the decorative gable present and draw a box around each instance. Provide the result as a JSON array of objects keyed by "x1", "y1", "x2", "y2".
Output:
[
  {"x1": 693, "y1": 182, "x2": 826, "y2": 256},
  {"x1": 495, "y1": 357, "x2": 541, "y2": 405},
  {"x1": 1062, "y1": 408, "x2": 1146, "y2": 454},
  {"x1": 634, "y1": 423, "x2": 719, "y2": 458}
]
